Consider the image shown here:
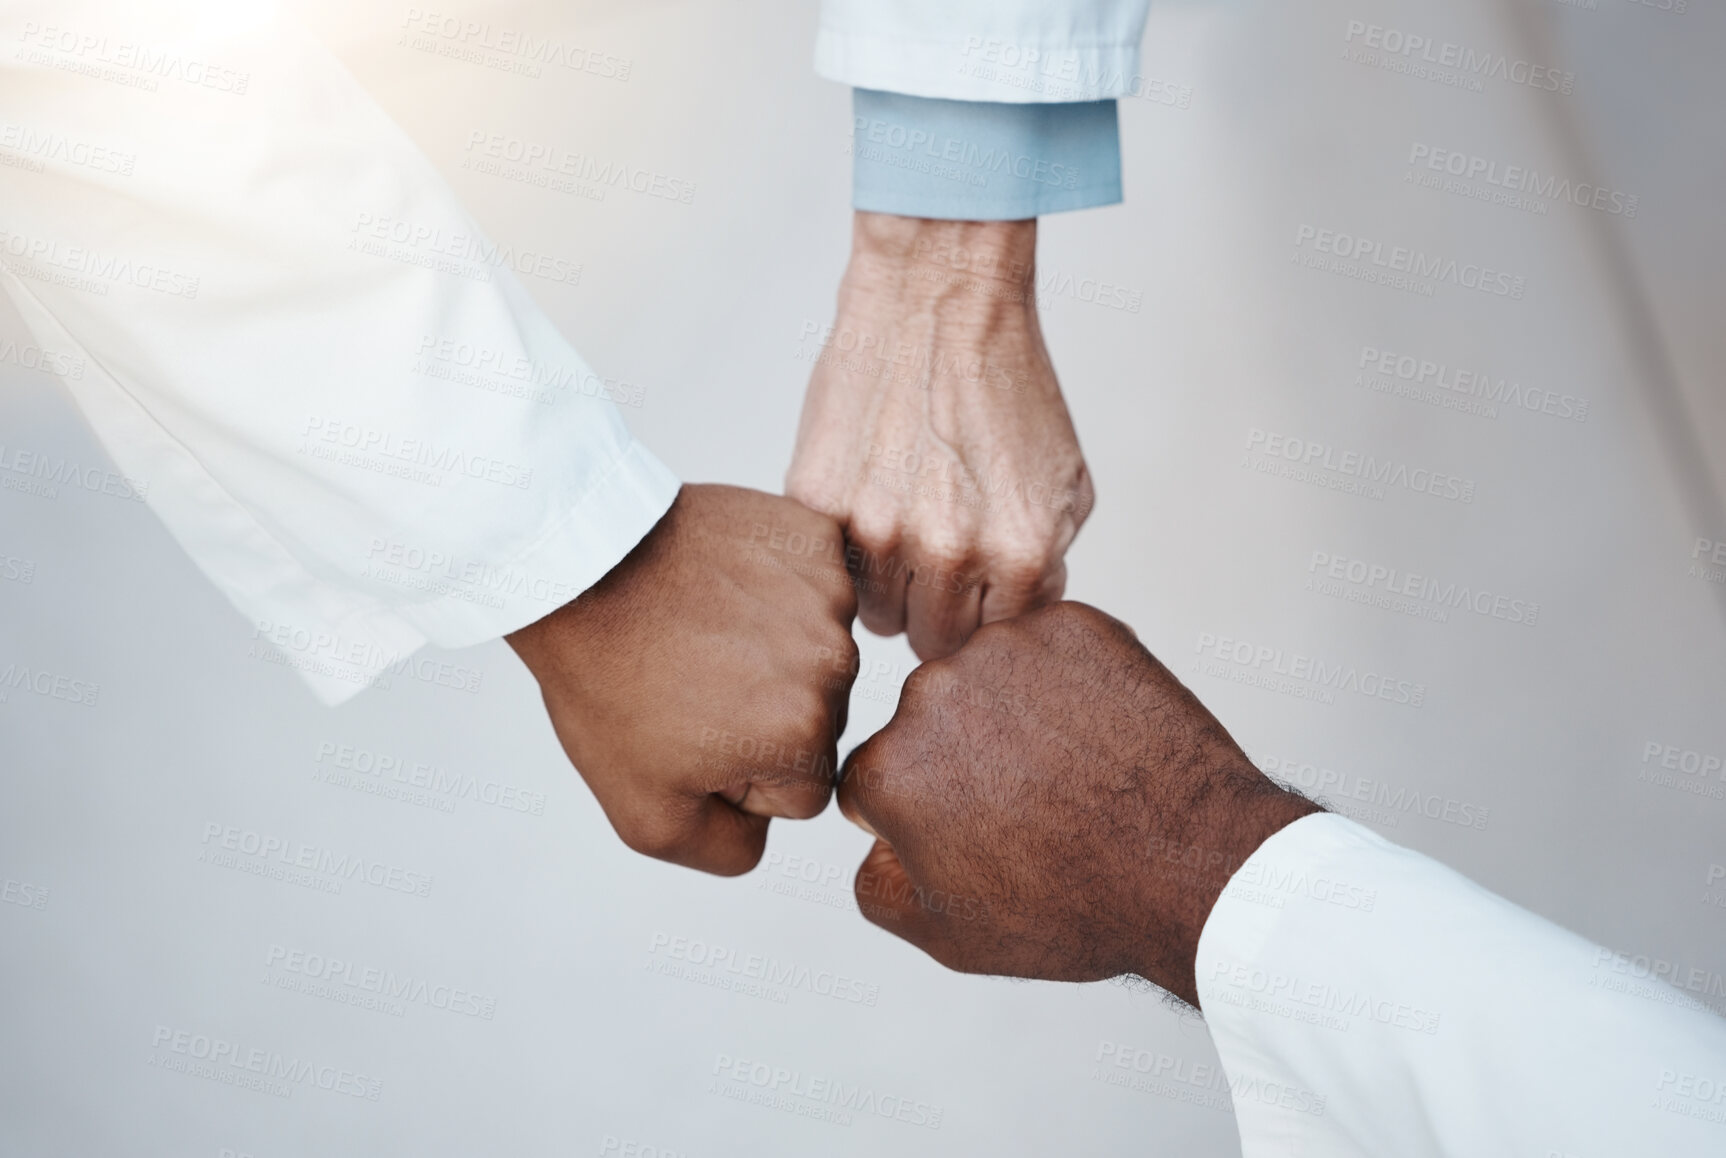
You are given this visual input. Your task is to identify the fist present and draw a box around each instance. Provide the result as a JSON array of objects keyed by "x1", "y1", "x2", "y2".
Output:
[
  {"x1": 508, "y1": 485, "x2": 859, "y2": 875},
  {"x1": 837, "y1": 603, "x2": 1318, "y2": 1004},
  {"x1": 786, "y1": 212, "x2": 1092, "y2": 662}
]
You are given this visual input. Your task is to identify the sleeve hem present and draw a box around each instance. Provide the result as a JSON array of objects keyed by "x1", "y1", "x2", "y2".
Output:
[
  {"x1": 5, "y1": 264, "x2": 680, "y2": 707},
  {"x1": 854, "y1": 181, "x2": 1122, "y2": 220},
  {"x1": 292, "y1": 439, "x2": 679, "y2": 707}
]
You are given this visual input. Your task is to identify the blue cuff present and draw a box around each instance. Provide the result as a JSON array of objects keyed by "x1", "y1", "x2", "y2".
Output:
[{"x1": 851, "y1": 88, "x2": 1122, "y2": 220}]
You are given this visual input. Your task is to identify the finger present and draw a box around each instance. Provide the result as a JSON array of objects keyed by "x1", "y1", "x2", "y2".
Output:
[
  {"x1": 849, "y1": 538, "x2": 909, "y2": 639},
  {"x1": 852, "y1": 837, "x2": 936, "y2": 945},
  {"x1": 735, "y1": 744, "x2": 836, "y2": 820},
  {"x1": 905, "y1": 560, "x2": 983, "y2": 660},
  {"x1": 979, "y1": 558, "x2": 1063, "y2": 626},
  {"x1": 1039, "y1": 559, "x2": 1069, "y2": 605},
  {"x1": 613, "y1": 793, "x2": 770, "y2": 877},
  {"x1": 836, "y1": 729, "x2": 910, "y2": 840},
  {"x1": 818, "y1": 627, "x2": 859, "y2": 744}
]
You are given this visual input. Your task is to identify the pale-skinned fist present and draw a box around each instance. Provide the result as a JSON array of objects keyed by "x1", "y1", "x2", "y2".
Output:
[{"x1": 787, "y1": 211, "x2": 1093, "y2": 661}]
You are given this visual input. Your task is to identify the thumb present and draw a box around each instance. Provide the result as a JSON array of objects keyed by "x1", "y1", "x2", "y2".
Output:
[{"x1": 852, "y1": 838, "x2": 934, "y2": 945}]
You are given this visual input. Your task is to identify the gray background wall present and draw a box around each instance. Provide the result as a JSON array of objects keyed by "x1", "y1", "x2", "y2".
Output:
[{"x1": 2, "y1": 0, "x2": 1723, "y2": 1154}]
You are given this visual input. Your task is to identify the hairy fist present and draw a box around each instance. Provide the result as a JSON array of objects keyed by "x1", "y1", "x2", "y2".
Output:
[
  {"x1": 786, "y1": 212, "x2": 1092, "y2": 661},
  {"x1": 508, "y1": 484, "x2": 859, "y2": 875},
  {"x1": 837, "y1": 603, "x2": 1318, "y2": 1004}
]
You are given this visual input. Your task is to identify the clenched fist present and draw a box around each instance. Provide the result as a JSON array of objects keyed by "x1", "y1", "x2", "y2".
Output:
[
  {"x1": 508, "y1": 485, "x2": 859, "y2": 875},
  {"x1": 787, "y1": 212, "x2": 1093, "y2": 661},
  {"x1": 837, "y1": 603, "x2": 1319, "y2": 1005}
]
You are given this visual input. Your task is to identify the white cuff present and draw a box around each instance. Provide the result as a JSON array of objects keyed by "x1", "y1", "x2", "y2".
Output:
[{"x1": 815, "y1": 1, "x2": 1150, "y2": 104}]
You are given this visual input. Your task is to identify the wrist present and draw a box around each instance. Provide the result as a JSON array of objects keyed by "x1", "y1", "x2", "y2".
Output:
[
  {"x1": 1137, "y1": 777, "x2": 1322, "y2": 1006},
  {"x1": 505, "y1": 485, "x2": 684, "y2": 679},
  {"x1": 848, "y1": 211, "x2": 1038, "y2": 304}
]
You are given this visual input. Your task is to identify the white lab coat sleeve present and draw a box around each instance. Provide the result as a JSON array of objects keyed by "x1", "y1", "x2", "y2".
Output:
[
  {"x1": 1194, "y1": 813, "x2": 1726, "y2": 1156},
  {"x1": 814, "y1": 0, "x2": 1153, "y2": 103},
  {"x1": 0, "y1": 1, "x2": 680, "y2": 705}
]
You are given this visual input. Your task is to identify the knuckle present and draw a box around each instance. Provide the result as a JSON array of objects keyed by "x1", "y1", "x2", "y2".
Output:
[
  {"x1": 713, "y1": 829, "x2": 767, "y2": 876},
  {"x1": 992, "y1": 545, "x2": 1051, "y2": 589},
  {"x1": 794, "y1": 501, "x2": 845, "y2": 542},
  {"x1": 822, "y1": 630, "x2": 861, "y2": 685},
  {"x1": 783, "y1": 681, "x2": 834, "y2": 735},
  {"x1": 772, "y1": 780, "x2": 833, "y2": 821},
  {"x1": 830, "y1": 622, "x2": 861, "y2": 662},
  {"x1": 912, "y1": 536, "x2": 971, "y2": 575},
  {"x1": 843, "y1": 731, "x2": 899, "y2": 793},
  {"x1": 1038, "y1": 600, "x2": 1129, "y2": 648},
  {"x1": 1043, "y1": 599, "x2": 1102, "y2": 629},
  {"x1": 896, "y1": 658, "x2": 950, "y2": 711},
  {"x1": 963, "y1": 613, "x2": 1029, "y2": 654},
  {"x1": 846, "y1": 505, "x2": 902, "y2": 555},
  {"x1": 615, "y1": 812, "x2": 684, "y2": 860}
]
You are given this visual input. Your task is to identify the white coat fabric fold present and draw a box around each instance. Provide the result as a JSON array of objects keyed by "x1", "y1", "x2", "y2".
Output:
[
  {"x1": 1197, "y1": 814, "x2": 1726, "y2": 1155},
  {"x1": 0, "y1": 1, "x2": 679, "y2": 704}
]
